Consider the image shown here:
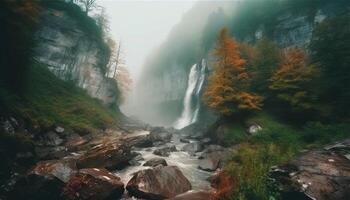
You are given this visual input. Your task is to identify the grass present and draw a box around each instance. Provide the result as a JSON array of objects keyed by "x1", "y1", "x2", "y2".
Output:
[
  {"x1": 0, "y1": 62, "x2": 119, "y2": 134},
  {"x1": 219, "y1": 111, "x2": 350, "y2": 200}
]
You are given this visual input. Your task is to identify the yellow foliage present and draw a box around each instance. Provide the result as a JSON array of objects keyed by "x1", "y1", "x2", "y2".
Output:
[{"x1": 204, "y1": 28, "x2": 263, "y2": 115}]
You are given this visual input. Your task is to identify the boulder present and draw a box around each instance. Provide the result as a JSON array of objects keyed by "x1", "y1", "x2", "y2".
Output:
[
  {"x1": 64, "y1": 134, "x2": 89, "y2": 151},
  {"x1": 270, "y1": 140, "x2": 350, "y2": 200},
  {"x1": 182, "y1": 142, "x2": 203, "y2": 155},
  {"x1": 126, "y1": 134, "x2": 153, "y2": 148},
  {"x1": 198, "y1": 152, "x2": 225, "y2": 172},
  {"x1": 169, "y1": 190, "x2": 212, "y2": 200},
  {"x1": 128, "y1": 153, "x2": 144, "y2": 166},
  {"x1": 143, "y1": 158, "x2": 168, "y2": 167},
  {"x1": 35, "y1": 146, "x2": 68, "y2": 160},
  {"x1": 10, "y1": 174, "x2": 64, "y2": 200},
  {"x1": 126, "y1": 166, "x2": 191, "y2": 199},
  {"x1": 149, "y1": 129, "x2": 172, "y2": 144},
  {"x1": 63, "y1": 168, "x2": 124, "y2": 200},
  {"x1": 203, "y1": 145, "x2": 225, "y2": 153},
  {"x1": 55, "y1": 126, "x2": 65, "y2": 133},
  {"x1": 30, "y1": 158, "x2": 77, "y2": 182},
  {"x1": 153, "y1": 145, "x2": 177, "y2": 157},
  {"x1": 247, "y1": 124, "x2": 262, "y2": 135},
  {"x1": 76, "y1": 143, "x2": 133, "y2": 170},
  {"x1": 41, "y1": 131, "x2": 63, "y2": 146},
  {"x1": 200, "y1": 137, "x2": 211, "y2": 145}
]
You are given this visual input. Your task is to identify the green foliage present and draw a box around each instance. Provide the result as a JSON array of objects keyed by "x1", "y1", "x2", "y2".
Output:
[
  {"x1": 310, "y1": 14, "x2": 350, "y2": 118},
  {"x1": 251, "y1": 38, "x2": 280, "y2": 95},
  {"x1": 226, "y1": 143, "x2": 296, "y2": 200},
  {"x1": 1, "y1": 62, "x2": 119, "y2": 133},
  {"x1": 223, "y1": 112, "x2": 350, "y2": 200}
]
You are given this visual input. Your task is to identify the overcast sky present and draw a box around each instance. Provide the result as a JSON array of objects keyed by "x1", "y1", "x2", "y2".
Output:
[{"x1": 97, "y1": 0, "x2": 198, "y2": 80}]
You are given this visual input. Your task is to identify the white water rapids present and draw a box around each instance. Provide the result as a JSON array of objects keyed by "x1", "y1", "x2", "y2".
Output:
[{"x1": 174, "y1": 59, "x2": 206, "y2": 129}]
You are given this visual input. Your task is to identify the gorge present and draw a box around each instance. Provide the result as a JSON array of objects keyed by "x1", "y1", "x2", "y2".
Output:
[{"x1": 0, "y1": 1, "x2": 350, "y2": 200}]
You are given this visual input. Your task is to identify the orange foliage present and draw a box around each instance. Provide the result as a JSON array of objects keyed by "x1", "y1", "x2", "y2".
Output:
[
  {"x1": 270, "y1": 48, "x2": 318, "y2": 109},
  {"x1": 210, "y1": 171, "x2": 236, "y2": 200},
  {"x1": 204, "y1": 28, "x2": 263, "y2": 115}
]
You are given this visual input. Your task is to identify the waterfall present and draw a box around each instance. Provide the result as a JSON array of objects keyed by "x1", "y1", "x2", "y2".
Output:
[{"x1": 174, "y1": 59, "x2": 206, "y2": 129}]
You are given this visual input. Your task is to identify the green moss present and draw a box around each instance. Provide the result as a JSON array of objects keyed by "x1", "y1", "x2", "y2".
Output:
[{"x1": 1, "y1": 62, "x2": 119, "y2": 133}]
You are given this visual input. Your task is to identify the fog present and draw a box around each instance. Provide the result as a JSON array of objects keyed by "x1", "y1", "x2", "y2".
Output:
[{"x1": 97, "y1": 0, "x2": 198, "y2": 81}]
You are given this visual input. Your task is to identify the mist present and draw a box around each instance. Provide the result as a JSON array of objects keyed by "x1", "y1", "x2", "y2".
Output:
[{"x1": 97, "y1": 0, "x2": 198, "y2": 81}]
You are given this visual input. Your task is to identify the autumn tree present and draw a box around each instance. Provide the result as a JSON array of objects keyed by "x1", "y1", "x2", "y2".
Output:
[
  {"x1": 270, "y1": 48, "x2": 319, "y2": 110},
  {"x1": 204, "y1": 28, "x2": 263, "y2": 116}
]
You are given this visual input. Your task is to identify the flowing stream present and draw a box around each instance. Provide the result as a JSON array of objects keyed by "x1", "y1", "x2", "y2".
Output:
[
  {"x1": 114, "y1": 133, "x2": 213, "y2": 191},
  {"x1": 174, "y1": 59, "x2": 206, "y2": 129}
]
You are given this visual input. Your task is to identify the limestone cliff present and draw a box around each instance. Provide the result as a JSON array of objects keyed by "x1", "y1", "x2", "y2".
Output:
[{"x1": 34, "y1": 4, "x2": 117, "y2": 106}]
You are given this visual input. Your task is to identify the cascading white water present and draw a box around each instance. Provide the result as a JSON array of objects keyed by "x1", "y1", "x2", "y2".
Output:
[{"x1": 174, "y1": 59, "x2": 206, "y2": 129}]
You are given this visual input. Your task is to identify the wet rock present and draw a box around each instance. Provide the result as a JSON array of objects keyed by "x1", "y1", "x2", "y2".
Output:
[
  {"x1": 203, "y1": 145, "x2": 225, "y2": 153},
  {"x1": 35, "y1": 146, "x2": 68, "y2": 160},
  {"x1": 64, "y1": 134, "x2": 89, "y2": 151},
  {"x1": 270, "y1": 140, "x2": 350, "y2": 200},
  {"x1": 198, "y1": 152, "x2": 226, "y2": 172},
  {"x1": 63, "y1": 168, "x2": 124, "y2": 200},
  {"x1": 30, "y1": 158, "x2": 78, "y2": 182},
  {"x1": 76, "y1": 143, "x2": 133, "y2": 170},
  {"x1": 200, "y1": 137, "x2": 211, "y2": 144},
  {"x1": 42, "y1": 131, "x2": 64, "y2": 146},
  {"x1": 10, "y1": 174, "x2": 64, "y2": 200},
  {"x1": 128, "y1": 134, "x2": 153, "y2": 148},
  {"x1": 169, "y1": 190, "x2": 212, "y2": 200},
  {"x1": 149, "y1": 129, "x2": 172, "y2": 144},
  {"x1": 129, "y1": 154, "x2": 143, "y2": 166},
  {"x1": 182, "y1": 142, "x2": 203, "y2": 155},
  {"x1": 180, "y1": 138, "x2": 190, "y2": 143},
  {"x1": 143, "y1": 158, "x2": 168, "y2": 167},
  {"x1": 126, "y1": 166, "x2": 191, "y2": 199},
  {"x1": 153, "y1": 145, "x2": 177, "y2": 157}
]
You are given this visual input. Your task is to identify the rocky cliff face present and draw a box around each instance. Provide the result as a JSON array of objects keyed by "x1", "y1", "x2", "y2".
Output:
[
  {"x1": 245, "y1": 3, "x2": 347, "y2": 48},
  {"x1": 34, "y1": 7, "x2": 117, "y2": 106}
]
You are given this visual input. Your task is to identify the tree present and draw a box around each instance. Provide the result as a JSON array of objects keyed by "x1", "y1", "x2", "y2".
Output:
[
  {"x1": 78, "y1": 0, "x2": 97, "y2": 14},
  {"x1": 203, "y1": 28, "x2": 263, "y2": 116},
  {"x1": 310, "y1": 15, "x2": 350, "y2": 117},
  {"x1": 270, "y1": 48, "x2": 319, "y2": 110},
  {"x1": 94, "y1": 6, "x2": 110, "y2": 39},
  {"x1": 251, "y1": 38, "x2": 280, "y2": 94},
  {"x1": 106, "y1": 38, "x2": 125, "y2": 79}
]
